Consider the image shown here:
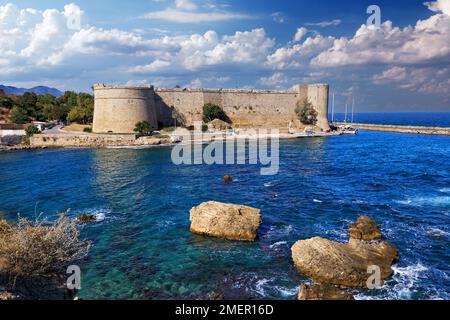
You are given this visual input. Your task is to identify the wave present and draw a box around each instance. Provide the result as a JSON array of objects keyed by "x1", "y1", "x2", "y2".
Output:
[
  {"x1": 313, "y1": 199, "x2": 323, "y2": 203},
  {"x1": 264, "y1": 181, "x2": 278, "y2": 188},
  {"x1": 439, "y1": 188, "x2": 450, "y2": 193},
  {"x1": 355, "y1": 263, "x2": 429, "y2": 300},
  {"x1": 262, "y1": 225, "x2": 294, "y2": 239},
  {"x1": 269, "y1": 241, "x2": 288, "y2": 249},
  {"x1": 248, "y1": 275, "x2": 298, "y2": 298},
  {"x1": 73, "y1": 207, "x2": 112, "y2": 223},
  {"x1": 426, "y1": 227, "x2": 449, "y2": 239},
  {"x1": 395, "y1": 196, "x2": 450, "y2": 207}
]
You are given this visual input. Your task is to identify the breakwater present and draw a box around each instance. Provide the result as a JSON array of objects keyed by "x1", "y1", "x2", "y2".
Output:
[{"x1": 337, "y1": 122, "x2": 450, "y2": 136}]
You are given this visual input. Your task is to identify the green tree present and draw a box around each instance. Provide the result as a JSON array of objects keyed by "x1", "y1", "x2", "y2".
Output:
[
  {"x1": 202, "y1": 103, "x2": 227, "y2": 123},
  {"x1": 10, "y1": 106, "x2": 29, "y2": 124},
  {"x1": 67, "y1": 93, "x2": 94, "y2": 124},
  {"x1": 36, "y1": 94, "x2": 58, "y2": 121},
  {"x1": 0, "y1": 96, "x2": 14, "y2": 109},
  {"x1": 134, "y1": 121, "x2": 153, "y2": 135},
  {"x1": 25, "y1": 124, "x2": 40, "y2": 137},
  {"x1": 19, "y1": 92, "x2": 38, "y2": 117},
  {"x1": 295, "y1": 99, "x2": 318, "y2": 125},
  {"x1": 54, "y1": 91, "x2": 78, "y2": 121}
]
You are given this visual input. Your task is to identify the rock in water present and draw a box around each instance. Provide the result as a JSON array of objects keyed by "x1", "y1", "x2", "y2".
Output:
[
  {"x1": 223, "y1": 175, "x2": 233, "y2": 183},
  {"x1": 298, "y1": 284, "x2": 354, "y2": 300},
  {"x1": 77, "y1": 214, "x2": 96, "y2": 224},
  {"x1": 189, "y1": 201, "x2": 261, "y2": 241},
  {"x1": 291, "y1": 237, "x2": 398, "y2": 288},
  {"x1": 348, "y1": 216, "x2": 382, "y2": 241}
]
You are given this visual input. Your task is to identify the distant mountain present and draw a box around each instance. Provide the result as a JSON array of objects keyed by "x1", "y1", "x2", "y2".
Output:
[{"x1": 0, "y1": 85, "x2": 63, "y2": 96}]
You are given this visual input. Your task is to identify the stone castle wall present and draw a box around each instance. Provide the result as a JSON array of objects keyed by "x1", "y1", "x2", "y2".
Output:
[
  {"x1": 93, "y1": 84, "x2": 158, "y2": 134},
  {"x1": 93, "y1": 84, "x2": 330, "y2": 134}
]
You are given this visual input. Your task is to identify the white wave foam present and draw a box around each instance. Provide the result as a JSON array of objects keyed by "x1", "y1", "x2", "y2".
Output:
[
  {"x1": 313, "y1": 199, "x2": 323, "y2": 203},
  {"x1": 274, "y1": 285, "x2": 298, "y2": 297},
  {"x1": 426, "y1": 228, "x2": 449, "y2": 238},
  {"x1": 355, "y1": 263, "x2": 429, "y2": 300},
  {"x1": 250, "y1": 276, "x2": 298, "y2": 298},
  {"x1": 395, "y1": 196, "x2": 450, "y2": 207},
  {"x1": 264, "y1": 181, "x2": 277, "y2": 187},
  {"x1": 75, "y1": 207, "x2": 111, "y2": 223},
  {"x1": 439, "y1": 188, "x2": 450, "y2": 193},
  {"x1": 269, "y1": 241, "x2": 288, "y2": 249},
  {"x1": 391, "y1": 263, "x2": 429, "y2": 300},
  {"x1": 263, "y1": 225, "x2": 294, "y2": 239}
]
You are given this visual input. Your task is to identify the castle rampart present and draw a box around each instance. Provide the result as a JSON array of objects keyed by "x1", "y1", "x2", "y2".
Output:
[{"x1": 93, "y1": 84, "x2": 331, "y2": 134}]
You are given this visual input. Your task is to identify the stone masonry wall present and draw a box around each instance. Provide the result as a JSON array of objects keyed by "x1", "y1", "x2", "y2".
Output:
[{"x1": 93, "y1": 84, "x2": 330, "y2": 133}]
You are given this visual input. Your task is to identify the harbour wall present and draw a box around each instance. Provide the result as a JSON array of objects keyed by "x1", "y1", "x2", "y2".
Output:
[
  {"x1": 338, "y1": 123, "x2": 450, "y2": 136},
  {"x1": 93, "y1": 84, "x2": 330, "y2": 134},
  {"x1": 29, "y1": 133, "x2": 172, "y2": 148}
]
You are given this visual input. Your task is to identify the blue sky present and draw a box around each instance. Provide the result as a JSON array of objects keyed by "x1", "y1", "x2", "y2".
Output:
[{"x1": 0, "y1": 0, "x2": 449, "y2": 112}]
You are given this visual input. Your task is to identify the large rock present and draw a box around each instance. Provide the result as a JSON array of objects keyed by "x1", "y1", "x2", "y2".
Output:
[
  {"x1": 189, "y1": 201, "x2": 261, "y2": 241},
  {"x1": 348, "y1": 216, "x2": 382, "y2": 241},
  {"x1": 298, "y1": 284, "x2": 354, "y2": 300},
  {"x1": 291, "y1": 237, "x2": 398, "y2": 288},
  {"x1": 207, "y1": 119, "x2": 231, "y2": 132}
]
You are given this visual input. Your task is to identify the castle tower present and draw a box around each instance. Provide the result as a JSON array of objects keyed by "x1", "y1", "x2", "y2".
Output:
[
  {"x1": 92, "y1": 84, "x2": 158, "y2": 134},
  {"x1": 293, "y1": 84, "x2": 331, "y2": 131}
]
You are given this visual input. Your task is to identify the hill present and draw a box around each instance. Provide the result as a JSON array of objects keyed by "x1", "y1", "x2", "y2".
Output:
[{"x1": 0, "y1": 85, "x2": 63, "y2": 97}]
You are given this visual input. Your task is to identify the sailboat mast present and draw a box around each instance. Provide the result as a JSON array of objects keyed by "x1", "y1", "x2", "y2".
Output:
[
  {"x1": 331, "y1": 92, "x2": 335, "y2": 123},
  {"x1": 345, "y1": 103, "x2": 348, "y2": 123},
  {"x1": 351, "y1": 97, "x2": 355, "y2": 123}
]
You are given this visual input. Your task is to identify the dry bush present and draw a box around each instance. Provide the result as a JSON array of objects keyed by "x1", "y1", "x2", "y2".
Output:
[{"x1": 0, "y1": 214, "x2": 90, "y2": 278}]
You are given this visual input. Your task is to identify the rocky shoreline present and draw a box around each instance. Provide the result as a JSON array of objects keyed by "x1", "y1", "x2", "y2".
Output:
[
  {"x1": 0, "y1": 129, "x2": 340, "y2": 151},
  {"x1": 188, "y1": 201, "x2": 399, "y2": 300}
]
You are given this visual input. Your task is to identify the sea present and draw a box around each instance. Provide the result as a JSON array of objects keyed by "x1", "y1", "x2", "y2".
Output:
[{"x1": 0, "y1": 112, "x2": 449, "y2": 300}]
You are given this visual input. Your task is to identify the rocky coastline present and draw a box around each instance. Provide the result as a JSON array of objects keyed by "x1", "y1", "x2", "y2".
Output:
[{"x1": 188, "y1": 201, "x2": 399, "y2": 300}]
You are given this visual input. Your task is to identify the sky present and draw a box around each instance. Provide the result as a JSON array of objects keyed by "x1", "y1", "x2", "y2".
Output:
[{"x1": 0, "y1": 0, "x2": 449, "y2": 112}]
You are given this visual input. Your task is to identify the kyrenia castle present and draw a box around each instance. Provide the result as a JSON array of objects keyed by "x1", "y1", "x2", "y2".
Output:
[{"x1": 92, "y1": 83, "x2": 331, "y2": 133}]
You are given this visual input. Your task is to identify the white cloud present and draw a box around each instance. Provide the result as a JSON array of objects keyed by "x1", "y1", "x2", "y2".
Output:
[
  {"x1": 131, "y1": 28, "x2": 275, "y2": 73},
  {"x1": 305, "y1": 19, "x2": 342, "y2": 27},
  {"x1": 311, "y1": 4, "x2": 450, "y2": 67},
  {"x1": 175, "y1": 0, "x2": 197, "y2": 11},
  {"x1": 143, "y1": 0, "x2": 251, "y2": 23},
  {"x1": 293, "y1": 27, "x2": 308, "y2": 42},
  {"x1": 425, "y1": 0, "x2": 450, "y2": 15},
  {"x1": 267, "y1": 34, "x2": 335, "y2": 69},
  {"x1": 258, "y1": 72, "x2": 289, "y2": 86},
  {"x1": 374, "y1": 66, "x2": 450, "y2": 95},
  {"x1": 272, "y1": 12, "x2": 286, "y2": 24}
]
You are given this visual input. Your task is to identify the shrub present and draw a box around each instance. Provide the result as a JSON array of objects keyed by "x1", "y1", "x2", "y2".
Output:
[
  {"x1": 134, "y1": 121, "x2": 153, "y2": 135},
  {"x1": 83, "y1": 127, "x2": 92, "y2": 133},
  {"x1": 25, "y1": 125, "x2": 40, "y2": 137},
  {"x1": 295, "y1": 99, "x2": 318, "y2": 125},
  {"x1": 0, "y1": 96, "x2": 14, "y2": 109},
  {"x1": 202, "y1": 103, "x2": 227, "y2": 123},
  {"x1": 10, "y1": 106, "x2": 29, "y2": 124},
  {"x1": 21, "y1": 135, "x2": 30, "y2": 146},
  {"x1": 0, "y1": 215, "x2": 90, "y2": 278}
]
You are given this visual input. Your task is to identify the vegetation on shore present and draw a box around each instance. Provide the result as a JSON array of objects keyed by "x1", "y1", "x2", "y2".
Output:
[
  {"x1": 134, "y1": 121, "x2": 153, "y2": 135},
  {"x1": 295, "y1": 99, "x2": 318, "y2": 125},
  {"x1": 202, "y1": 103, "x2": 228, "y2": 123},
  {"x1": 0, "y1": 89, "x2": 94, "y2": 125},
  {"x1": 0, "y1": 214, "x2": 90, "y2": 281}
]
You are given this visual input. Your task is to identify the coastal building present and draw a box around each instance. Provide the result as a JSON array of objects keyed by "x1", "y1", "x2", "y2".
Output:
[
  {"x1": 92, "y1": 83, "x2": 331, "y2": 134},
  {"x1": 0, "y1": 124, "x2": 26, "y2": 146}
]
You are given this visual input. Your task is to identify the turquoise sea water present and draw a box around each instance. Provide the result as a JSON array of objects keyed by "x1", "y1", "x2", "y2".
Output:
[{"x1": 0, "y1": 129, "x2": 449, "y2": 300}]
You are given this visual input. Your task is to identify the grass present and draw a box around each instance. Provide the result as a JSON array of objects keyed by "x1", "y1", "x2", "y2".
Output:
[{"x1": 0, "y1": 214, "x2": 91, "y2": 279}]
